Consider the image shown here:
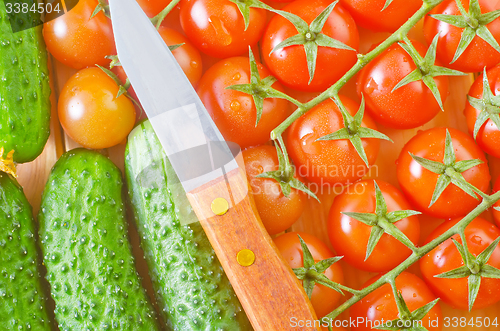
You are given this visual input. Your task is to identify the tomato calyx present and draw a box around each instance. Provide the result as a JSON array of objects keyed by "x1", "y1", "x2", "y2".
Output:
[
  {"x1": 270, "y1": 1, "x2": 356, "y2": 84},
  {"x1": 468, "y1": 67, "x2": 500, "y2": 139},
  {"x1": 0, "y1": 147, "x2": 17, "y2": 178},
  {"x1": 227, "y1": 0, "x2": 272, "y2": 31},
  {"x1": 434, "y1": 236, "x2": 500, "y2": 311},
  {"x1": 256, "y1": 142, "x2": 319, "y2": 200},
  {"x1": 378, "y1": 283, "x2": 440, "y2": 331},
  {"x1": 227, "y1": 48, "x2": 299, "y2": 126},
  {"x1": 394, "y1": 35, "x2": 466, "y2": 111},
  {"x1": 292, "y1": 234, "x2": 347, "y2": 298},
  {"x1": 430, "y1": 0, "x2": 500, "y2": 64},
  {"x1": 91, "y1": 0, "x2": 110, "y2": 19},
  {"x1": 316, "y1": 95, "x2": 392, "y2": 167},
  {"x1": 410, "y1": 129, "x2": 485, "y2": 207},
  {"x1": 342, "y1": 181, "x2": 420, "y2": 260}
]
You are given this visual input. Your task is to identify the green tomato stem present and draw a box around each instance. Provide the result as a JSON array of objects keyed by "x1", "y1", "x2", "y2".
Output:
[
  {"x1": 270, "y1": 0, "x2": 445, "y2": 139},
  {"x1": 151, "y1": 0, "x2": 182, "y2": 29},
  {"x1": 324, "y1": 190, "x2": 500, "y2": 321}
]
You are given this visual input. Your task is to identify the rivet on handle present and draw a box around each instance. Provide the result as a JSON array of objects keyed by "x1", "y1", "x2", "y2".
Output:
[
  {"x1": 211, "y1": 197, "x2": 229, "y2": 216},
  {"x1": 237, "y1": 249, "x2": 256, "y2": 267}
]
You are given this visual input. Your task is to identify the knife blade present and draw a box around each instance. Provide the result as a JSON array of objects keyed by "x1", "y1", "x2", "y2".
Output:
[{"x1": 109, "y1": 0, "x2": 319, "y2": 329}]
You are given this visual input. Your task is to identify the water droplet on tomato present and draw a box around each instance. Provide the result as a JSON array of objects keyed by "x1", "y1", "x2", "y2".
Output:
[
  {"x1": 233, "y1": 73, "x2": 241, "y2": 80},
  {"x1": 471, "y1": 235, "x2": 482, "y2": 245},
  {"x1": 376, "y1": 304, "x2": 384, "y2": 311},
  {"x1": 208, "y1": 16, "x2": 232, "y2": 46},
  {"x1": 230, "y1": 100, "x2": 241, "y2": 111},
  {"x1": 190, "y1": 61, "x2": 199, "y2": 69}
]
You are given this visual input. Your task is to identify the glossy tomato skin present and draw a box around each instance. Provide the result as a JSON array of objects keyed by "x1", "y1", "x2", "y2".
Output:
[
  {"x1": 136, "y1": 0, "x2": 172, "y2": 17},
  {"x1": 179, "y1": 0, "x2": 267, "y2": 58},
  {"x1": 397, "y1": 127, "x2": 491, "y2": 219},
  {"x1": 158, "y1": 27, "x2": 203, "y2": 87},
  {"x1": 197, "y1": 57, "x2": 290, "y2": 149},
  {"x1": 341, "y1": 0, "x2": 422, "y2": 32},
  {"x1": 493, "y1": 176, "x2": 500, "y2": 227},
  {"x1": 420, "y1": 217, "x2": 500, "y2": 310},
  {"x1": 423, "y1": 0, "x2": 500, "y2": 73},
  {"x1": 464, "y1": 65, "x2": 500, "y2": 158},
  {"x1": 243, "y1": 145, "x2": 305, "y2": 235},
  {"x1": 350, "y1": 272, "x2": 442, "y2": 331},
  {"x1": 328, "y1": 180, "x2": 420, "y2": 272},
  {"x1": 274, "y1": 232, "x2": 344, "y2": 318},
  {"x1": 43, "y1": 0, "x2": 115, "y2": 70},
  {"x1": 286, "y1": 96, "x2": 379, "y2": 186},
  {"x1": 58, "y1": 68, "x2": 136, "y2": 149},
  {"x1": 261, "y1": 0, "x2": 359, "y2": 92},
  {"x1": 357, "y1": 40, "x2": 448, "y2": 129}
]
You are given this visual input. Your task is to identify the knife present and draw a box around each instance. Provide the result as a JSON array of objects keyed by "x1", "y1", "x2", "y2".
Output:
[{"x1": 108, "y1": 0, "x2": 319, "y2": 329}]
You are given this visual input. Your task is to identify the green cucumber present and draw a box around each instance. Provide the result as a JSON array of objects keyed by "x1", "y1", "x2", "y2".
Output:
[
  {"x1": 125, "y1": 121, "x2": 252, "y2": 331},
  {"x1": 38, "y1": 149, "x2": 160, "y2": 331},
  {"x1": 0, "y1": 172, "x2": 52, "y2": 330},
  {"x1": 0, "y1": 0, "x2": 51, "y2": 163}
]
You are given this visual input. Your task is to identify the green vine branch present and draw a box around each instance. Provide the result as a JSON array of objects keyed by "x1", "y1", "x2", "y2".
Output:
[{"x1": 323, "y1": 189, "x2": 500, "y2": 323}]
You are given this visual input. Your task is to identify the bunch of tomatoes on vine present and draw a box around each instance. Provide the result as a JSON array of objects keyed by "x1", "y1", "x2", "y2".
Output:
[{"x1": 44, "y1": 0, "x2": 500, "y2": 328}]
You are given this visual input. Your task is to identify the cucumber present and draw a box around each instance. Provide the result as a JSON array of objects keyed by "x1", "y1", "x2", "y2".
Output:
[
  {"x1": 0, "y1": 172, "x2": 52, "y2": 330},
  {"x1": 38, "y1": 149, "x2": 160, "y2": 331},
  {"x1": 125, "y1": 121, "x2": 252, "y2": 331},
  {"x1": 0, "y1": 0, "x2": 51, "y2": 163}
]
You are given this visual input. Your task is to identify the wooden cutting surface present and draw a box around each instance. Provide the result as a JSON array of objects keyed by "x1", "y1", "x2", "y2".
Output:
[{"x1": 17, "y1": 18, "x2": 500, "y2": 330}]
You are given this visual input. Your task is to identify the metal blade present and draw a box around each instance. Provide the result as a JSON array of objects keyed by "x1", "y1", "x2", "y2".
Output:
[{"x1": 109, "y1": 0, "x2": 238, "y2": 193}]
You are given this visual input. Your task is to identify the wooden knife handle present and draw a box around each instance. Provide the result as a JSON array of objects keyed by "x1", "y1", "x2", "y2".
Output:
[{"x1": 187, "y1": 168, "x2": 319, "y2": 331}]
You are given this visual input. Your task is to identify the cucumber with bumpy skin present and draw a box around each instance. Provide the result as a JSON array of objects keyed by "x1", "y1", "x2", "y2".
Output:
[
  {"x1": 125, "y1": 121, "x2": 252, "y2": 331},
  {"x1": 0, "y1": 172, "x2": 53, "y2": 330},
  {"x1": 0, "y1": 0, "x2": 51, "y2": 163},
  {"x1": 38, "y1": 149, "x2": 160, "y2": 331}
]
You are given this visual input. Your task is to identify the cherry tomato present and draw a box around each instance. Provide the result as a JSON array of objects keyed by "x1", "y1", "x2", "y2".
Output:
[
  {"x1": 357, "y1": 40, "x2": 448, "y2": 129},
  {"x1": 58, "y1": 68, "x2": 136, "y2": 149},
  {"x1": 420, "y1": 217, "x2": 500, "y2": 310},
  {"x1": 179, "y1": 0, "x2": 267, "y2": 58},
  {"x1": 328, "y1": 180, "x2": 420, "y2": 272},
  {"x1": 273, "y1": 232, "x2": 344, "y2": 317},
  {"x1": 493, "y1": 176, "x2": 500, "y2": 228},
  {"x1": 397, "y1": 127, "x2": 491, "y2": 219},
  {"x1": 197, "y1": 57, "x2": 290, "y2": 149},
  {"x1": 350, "y1": 272, "x2": 442, "y2": 331},
  {"x1": 43, "y1": 0, "x2": 115, "y2": 70},
  {"x1": 464, "y1": 65, "x2": 500, "y2": 158},
  {"x1": 341, "y1": 0, "x2": 422, "y2": 32},
  {"x1": 243, "y1": 145, "x2": 305, "y2": 235},
  {"x1": 261, "y1": 0, "x2": 359, "y2": 92},
  {"x1": 136, "y1": 0, "x2": 171, "y2": 17},
  {"x1": 423, "y1": 0, "x2": 500, "y2": 73},
  {"x1": 286, "y1": 96, "x2": 380, "y2": 186}
]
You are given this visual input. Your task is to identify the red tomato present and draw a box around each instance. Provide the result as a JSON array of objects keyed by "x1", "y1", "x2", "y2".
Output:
[
  {"x1": 341, "y1": 0, "x2": 422, "y2": 32},
  {"x1": 286, "y1": 96, "x2": 380, "y2": 186},
  {"x1": 243, "y1": 145, "x2": 305, "y2": 235},
  {"x1": 420, "y1": 217, "x2": 500, "y2": 310},
  {"x1": 493, "y1": 176, "x2": 500, "y2": 228},
  {"x1": 43, "y1": 0, "x2": 115, "y2": 70},
  {"x1": 273, "y1": 232, "x2": 344, "y2": 318},
  {"x1": 58, "y1": 68, "x2": 136, "y2": 149},
  {"x1": 136, "y1": 0, "x2": 171, "y2": 17},
  {"x1": 328, "y1": 180, "x2": 420, "y2": 272},
  {"x1": 357, "y1": 40, "x2": 448, "y2": 129},
  {"x1": 197, "y1": 57, "x2": 290, "y2": 149},
  {"x1": 423, "y1": 0, "x2": 500, "y2": 73},
  {"x1": 261, "y1": 0, "x2": 359, "y2": 92},
  {"x1": 397, "y1": 127, "x2": 491, "y2": 219},
  {"x1": 159, "y1": 27, "x2": 203, "y2": 87},
  {"x1": 464, "y1": 65, "x2": 500, "y2": 158},
  {"x1": 350, "y1": 272, "x2": 442, "y2": 331},
  {"x1": 179, "y1": 0, "x2": 267, "y2": 58}
]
